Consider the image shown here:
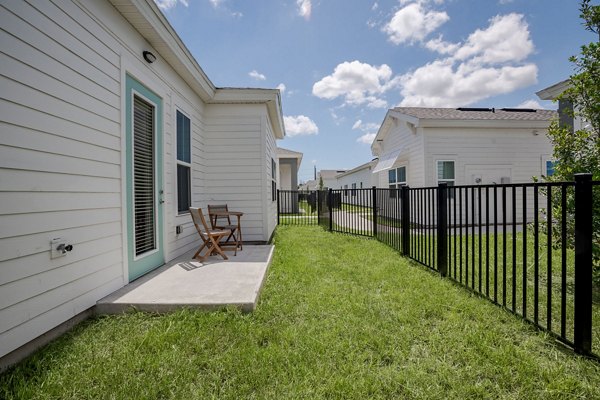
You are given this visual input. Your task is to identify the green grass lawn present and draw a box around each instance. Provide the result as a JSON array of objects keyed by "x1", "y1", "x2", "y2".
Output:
[{"x1": 2, "y1": 226, "x2": 600, "y2": 399}]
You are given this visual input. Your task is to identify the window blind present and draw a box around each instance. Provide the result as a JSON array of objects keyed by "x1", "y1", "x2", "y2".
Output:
[{"x1": 133, "y1": 96, "x2": 156, "y2": 256}]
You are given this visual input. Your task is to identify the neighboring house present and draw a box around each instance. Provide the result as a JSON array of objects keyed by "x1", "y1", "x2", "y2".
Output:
[
  {"x1": 371, "y1": 107, "x2": 556, "y2": 189},
  {"x1": 537, "y1": 80, "x2": 587, "y2": 133},
  {"x1": 318, "y1": 169, "x2": 347, "y2": 190},
  {"x1": 335, "y1": 159, "x2": 378, "y2": 204},
  {"x1": 299, "y1": 180, "x2": 318, "y2": 191},
  {"x1": 277, "y1": 147, "x2": 303, "y2": 213},
  {"x1": 370, "y1": 107, "x2": 556, "y2": 224},
  {"x1": 0, "y1": 0, "x2": 284, "y2": 363},
  {"x1": 277, "y1": 147, "x2": 303, "y2": 191}
]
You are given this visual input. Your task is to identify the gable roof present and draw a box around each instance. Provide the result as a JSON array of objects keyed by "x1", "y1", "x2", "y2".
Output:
[
  {"x1": 392, "y1": 107, "x2": 556, "y2": 121},
  {"x1": 108, "y1": 0, "x2": 285, "y2": 139},
  {"x1": 319, "y1": 170, "x2": 347, "y2": 180},
  {"x1": 371, "y1": 107, "x2": 557, "y2": 155},
  {"x1": 335, "y1": 159, "x2": 378, "y2": 179},
  {"x1": 277, "y1": 147, "x2": 303, "y2": 167}
]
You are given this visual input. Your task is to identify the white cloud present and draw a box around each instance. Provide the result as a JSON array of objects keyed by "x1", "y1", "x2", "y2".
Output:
[
  {"x1": 297, "y1": 0, "x2": 312, "y2": 20},
  {"x1": 330, "y1": 109, "x2": 345, "y2": 125},
  {"x1": 284, "y1": 115, "x2": 319, "y2": 137},
  {"x1": 154, "y1": 0, "x2": 188, "y2": 10},
  {"x1": 249, "y1": 70, "x2": 266, "y2": 81},
  {"x1": 499, "y1": 0, "x2": 514, "y2": 4},
  {"x1": 352, "y1": 120, "x2": 380, "y2": 131},
  {"x1": 516, "y1": 99, "x2": 543, "y2": 109},
  {"x1": 276, "y1": 83, "x2": 286, "y2": 95},
  {"x1": 353, "y1": 120, "x2": 380, "y2": 145},
  {"x1": 399, "y1": 13, "x2": 538, "y2": 107},
  {"x1": 425, "y1": 36, "x2": 459, "y2": 54},
  {"x1": 400, "y1": 61, "x2": 537, "y2": 107},
  {"x1": 383, "y1": 2, "x2": 449, "y2": 45},
  {"x1": 357, "y1": 133, "x2": 377, "y2": 144},
  {"x1": 372, "y1": 2, "x2": 379, "y2": 11},
  {"x1": 209, "y1": 0, "x2": 224, "y2": 8},
  {"x1": 312, "y1": 61, "x2": 398, "y2": 108},
  {"x1": 452, "y1": 14, "x2": 533, "y2": 64}
]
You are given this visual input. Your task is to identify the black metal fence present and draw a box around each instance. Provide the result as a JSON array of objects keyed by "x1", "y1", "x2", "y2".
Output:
[{"x1": 277, "y1": 175, "x2": 599, "y2": 358}]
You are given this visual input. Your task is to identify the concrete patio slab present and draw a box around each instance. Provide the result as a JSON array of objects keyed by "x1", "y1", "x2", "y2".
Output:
[{"x1": 96, "y1": 245, "x2": 274, "y2": 314}]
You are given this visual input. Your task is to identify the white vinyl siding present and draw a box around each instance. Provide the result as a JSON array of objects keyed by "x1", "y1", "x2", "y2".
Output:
[
  {"x1": 0, "y1": 0, "x2": 125, "y2": 358},
  {"x1": 203, "y1": 105, "x2": 277, "y2": 242},
  {"x1": 264, "y1": 116, "x2": 279, "y2": 239},
  {"x1": 423, "y1": 127, "x2": 553, "y2": 186},
  {"x1": 0, "y1": 0, "x2": 281, "y2": 361},
  {"x1": 375, "y1": 121, "x2": 424, "y2": 188}
]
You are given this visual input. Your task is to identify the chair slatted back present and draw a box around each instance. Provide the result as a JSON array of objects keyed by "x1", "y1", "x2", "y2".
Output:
[
  {"x1": 189, "y1": 207, "x2": 212, "y2": 237},
  {"x1": 208, "y1": 204, "x2": 231, "y2": 228}
]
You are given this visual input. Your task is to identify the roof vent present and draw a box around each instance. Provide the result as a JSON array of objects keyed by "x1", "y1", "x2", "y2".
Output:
[
  {"x1": 500, "y1": 108, "x2": 537, "y2": 112},
  {"x1": 456, "y1": 107, "x2": 493, "y2": 112}
]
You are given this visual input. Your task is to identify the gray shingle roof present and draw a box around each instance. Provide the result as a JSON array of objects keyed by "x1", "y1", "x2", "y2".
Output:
[{"x1": 393, "y1": 107, "x2": 556, "y2": 121}]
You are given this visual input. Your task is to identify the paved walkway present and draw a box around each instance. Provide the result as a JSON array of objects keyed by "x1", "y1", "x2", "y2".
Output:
[{"x1": 96, "y1": 245, "x2": 274, "y2": 314}]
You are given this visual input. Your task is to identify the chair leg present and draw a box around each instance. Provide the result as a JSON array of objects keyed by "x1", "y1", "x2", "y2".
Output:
[
  {"x1": 209, "y1": 235, "x2": 228, "y2": 260},
  {"x1": 193, "y1": 241, "x2": 209, "y2": 260}
]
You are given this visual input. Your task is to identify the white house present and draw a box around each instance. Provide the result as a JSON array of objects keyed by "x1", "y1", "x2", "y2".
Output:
[
  {"x1": 335, "y1": 159, "x2": 378, "y2": 205},
  {"x1": 319, "y1": 169, "x2": 347, "y2": 190},
  {"x1": 277, "y1": 147, "x2": 303, "y2": 213},
  {"x1": 0, "y1": 0, "x2": 284, "y2": 364},
  {"x1": 371, "y1": 107, "x2": 556, "y2": 189},
  {"x1": 335, "y1": 159, "x2": 378, "y2": 191},
  {"x1": 537, "y1": 80, "x2": 587, "y2": 133},
  {"x1": 277, "y1": 147, "x2": 303, "y2": 191}
]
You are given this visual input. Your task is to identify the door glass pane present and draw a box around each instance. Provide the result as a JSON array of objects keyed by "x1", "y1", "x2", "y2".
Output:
[{"x1": 133, "y1": 96, "x2": 156, "y2": 256}]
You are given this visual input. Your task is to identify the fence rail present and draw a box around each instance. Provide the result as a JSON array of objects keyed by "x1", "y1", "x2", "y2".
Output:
[{"x1": 278, "y1": 174, "x2": 599, "y2": 358}]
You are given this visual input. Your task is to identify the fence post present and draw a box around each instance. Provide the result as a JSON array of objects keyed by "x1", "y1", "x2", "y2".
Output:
[
  {"x1": 574, "y1": 173, "x2": 592, "y2": 355},
  {"x1": 277, "y1": 189, "x2": 281, "y2": 226},
  {"x1": 328, "y1": 188, "x2": 333, "y2": 232},
  {"x1": 401, "y1": 186, "x2": 410, "y2": 256},
  {"x1": 437, "y1": 183, "x2": 448, "y2": 277},
  {"x1": 372, "y1": 186, "x2": 378, "y2": 238},
  {"x1": 317, "y1": 190, "x2": 321, "y2": 226}
]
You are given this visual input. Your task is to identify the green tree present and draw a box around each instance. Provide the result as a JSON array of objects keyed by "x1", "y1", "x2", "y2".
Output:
[
  {"x1": 545, "y1": 0, "x2": 600, "y2": 281},
  {"x1": 318, "y1": 175, "x2": 324, "y2": 190}
]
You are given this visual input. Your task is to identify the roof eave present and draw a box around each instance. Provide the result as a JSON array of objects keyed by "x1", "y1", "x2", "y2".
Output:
[
  {"x1": 536, "y1": 79, "x2": 571, "y2": 100},
  {"x1": 110, "y1": 0, "x2": 286, "y2": 139},
  {"x1": 419, "y1": 119, "x2": 553, "y2": 129},
  {"x1": 111, "y1": 0, "x2": 216, "y2": 101}
]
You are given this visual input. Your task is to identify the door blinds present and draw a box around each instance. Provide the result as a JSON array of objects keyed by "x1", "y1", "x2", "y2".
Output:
[{"x1": 133, "y1": 96, "x2": 156, "y2": 256}]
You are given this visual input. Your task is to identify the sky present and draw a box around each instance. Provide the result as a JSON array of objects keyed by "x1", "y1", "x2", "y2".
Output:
[{"x1": 154, "y1": 0, "x2": 596, "y2": 183}]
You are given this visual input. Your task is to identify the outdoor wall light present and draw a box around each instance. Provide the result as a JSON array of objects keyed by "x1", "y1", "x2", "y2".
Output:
[{"x1": 143, "y1": 51, "x2": 156, "y2": 63}]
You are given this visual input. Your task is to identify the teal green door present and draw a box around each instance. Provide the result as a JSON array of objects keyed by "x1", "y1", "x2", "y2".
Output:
[{"x1": 125, "y1": 75, "x2": 164, "y2": 281}]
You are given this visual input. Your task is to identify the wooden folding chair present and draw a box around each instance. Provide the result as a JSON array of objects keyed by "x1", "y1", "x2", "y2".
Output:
[
  {"x1": 189, "y1": 207, "x2": 235, "y2": 261},
  {"x1": 208, "y1": 204, "x2": 239, "y2": 246}
]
